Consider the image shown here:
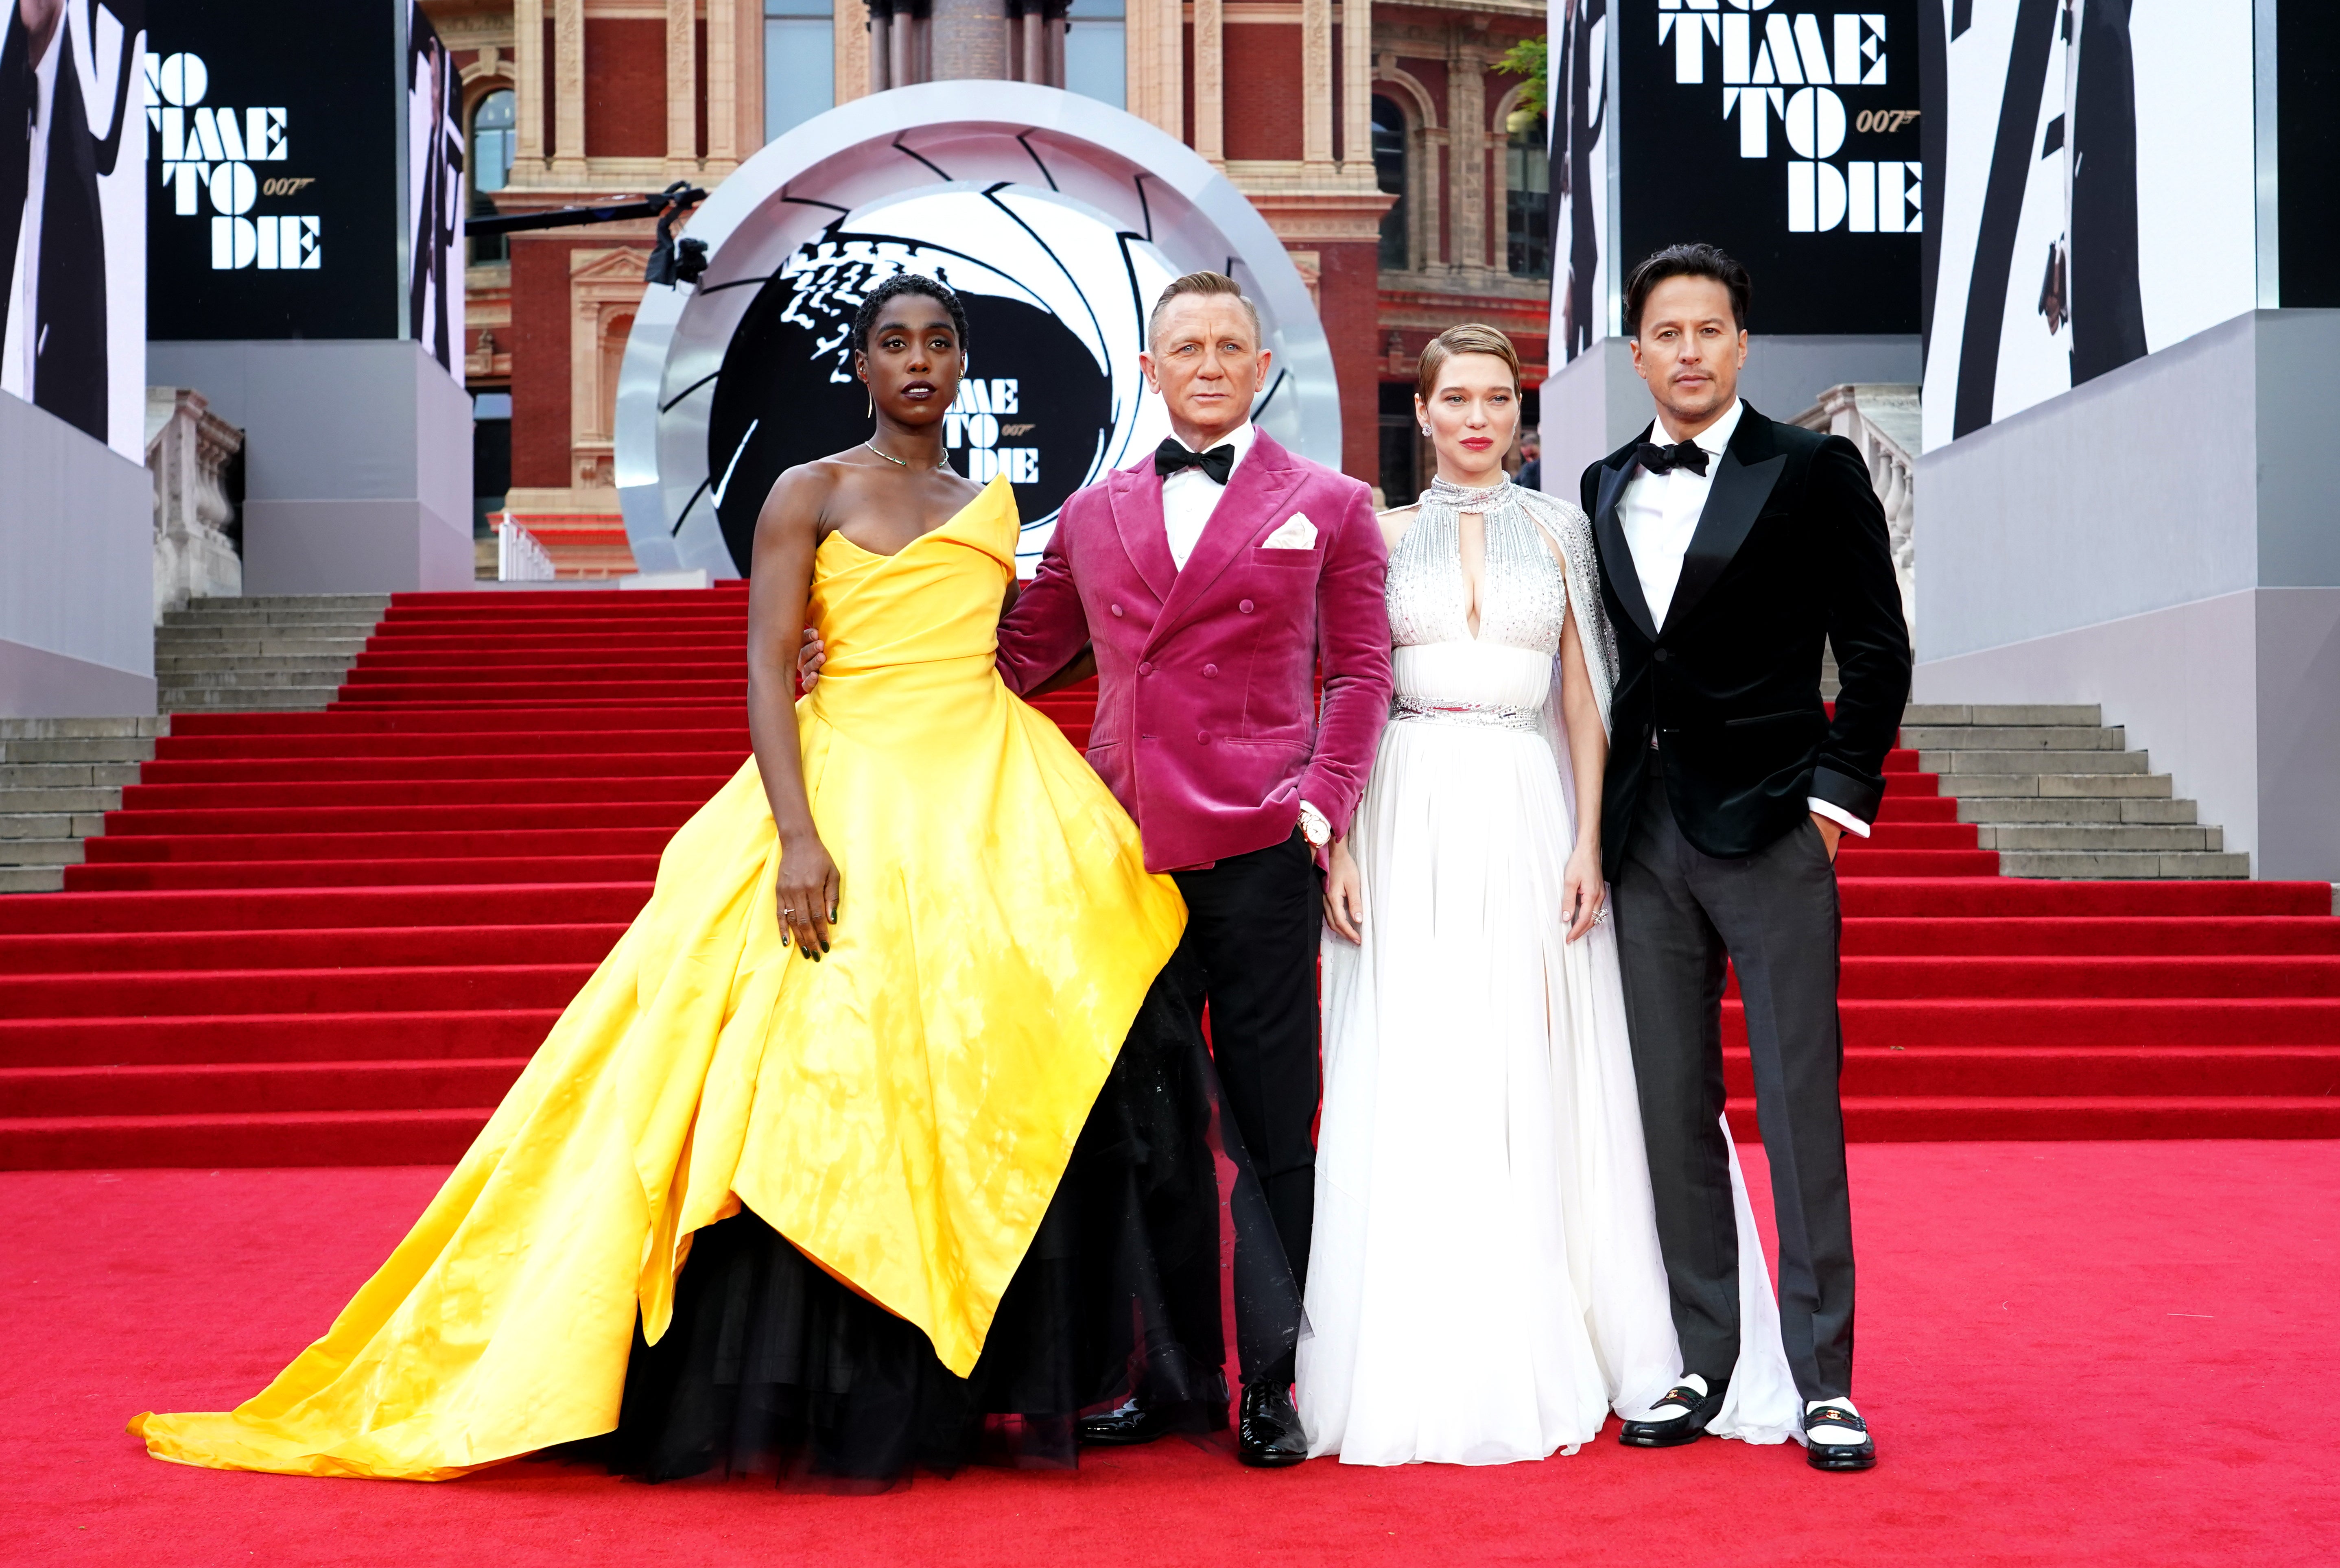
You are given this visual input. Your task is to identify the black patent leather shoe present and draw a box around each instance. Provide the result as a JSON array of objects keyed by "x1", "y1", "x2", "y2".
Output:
[
  {"x1": 1803, "y1": 1402, "x2": 1877, "y2": 1471},
  {"x1": 1079, "y1": 1398, "x2": 1172, "y2": 1446},
  {"x1": 1236, "y1": 1382, "x2": 1307, "y2": 1468},
  {"x1": 1618, "y1": 1380, "x2": 1727, "y2": 1448}
]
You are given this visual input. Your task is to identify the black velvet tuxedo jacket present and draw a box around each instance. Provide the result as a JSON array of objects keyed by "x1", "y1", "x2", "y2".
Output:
[{"x1": 1581, "y1": 404, "x2": 1911, "y2": 880}]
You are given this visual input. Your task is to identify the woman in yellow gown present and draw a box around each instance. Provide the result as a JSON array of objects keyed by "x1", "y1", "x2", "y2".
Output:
[{"x1": 132, "y1": 275, "x2": 1287, "y2": 1485}]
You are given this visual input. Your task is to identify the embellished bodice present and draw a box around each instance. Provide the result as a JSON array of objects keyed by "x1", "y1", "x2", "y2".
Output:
[
  {"x1": 1384, "y1": 477, "x2": 1573, "y2": 731},
  {"x1": 1385, "y1": 478, "x2": 1569, "y2": 657}
]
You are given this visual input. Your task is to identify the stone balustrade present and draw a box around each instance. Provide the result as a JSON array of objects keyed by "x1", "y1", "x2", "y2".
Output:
[
  {"x1": 146, "y1": 387, "x2": 245, "y2": 622},
  {"x1": 1793, "y1": 382, "x2": 1918, "y2": 639}
]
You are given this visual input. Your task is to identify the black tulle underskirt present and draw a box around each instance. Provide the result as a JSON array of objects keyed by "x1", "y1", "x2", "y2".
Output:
[{"x1": 572, "y1": 960, "x2": 1299, "y2": 1489}]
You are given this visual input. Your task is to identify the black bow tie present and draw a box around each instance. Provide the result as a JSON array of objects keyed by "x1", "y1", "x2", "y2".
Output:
[
  {"x1": 1155, "y1": 438, "x2": 1236, "y2": 486},
  {"x1": 1633, "y1": 439, "x2": 1711, "y2": 478}
]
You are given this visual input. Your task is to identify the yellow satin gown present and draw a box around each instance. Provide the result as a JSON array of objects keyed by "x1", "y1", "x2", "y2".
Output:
[{"x1": 132, "y1": 476, "x2": 1186, "y2": 1480}]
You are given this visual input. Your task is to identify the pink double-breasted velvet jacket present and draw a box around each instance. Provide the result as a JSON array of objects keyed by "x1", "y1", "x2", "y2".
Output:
[{"x1": 996, "y1": 430, "x2": 1393, "y2": 874}]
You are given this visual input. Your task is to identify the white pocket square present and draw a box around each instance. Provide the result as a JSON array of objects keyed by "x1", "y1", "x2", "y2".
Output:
[{"x1": 1262, "y1": 513, "x2": 1318, "y2": 549}]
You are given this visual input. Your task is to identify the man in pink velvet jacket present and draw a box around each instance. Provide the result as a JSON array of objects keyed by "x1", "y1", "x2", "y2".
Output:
[{"x1": 997, "y1": 272, "x2": 1392, "y2": 1465}]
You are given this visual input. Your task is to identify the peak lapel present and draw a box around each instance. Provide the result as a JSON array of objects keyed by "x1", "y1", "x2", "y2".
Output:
[
  {"x1": 1149, "y1": 432, "x2": 1306, "y2": 644},
  {"x1": 1662, "y1": 407, "x2": 1784, "y2": 635},
  {"x1": 1592, "y1": 440, "x2": 1660, "y2": 643},
  {"x1": 1108, "y1": 462, "x2": 1180, "y2": 604}
]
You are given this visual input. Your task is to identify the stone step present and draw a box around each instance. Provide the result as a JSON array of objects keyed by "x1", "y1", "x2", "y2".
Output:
[
  {"x1": 0, "y1": 810, "x2": 103, "y2": 840},
  {"x1": 0, "y1": 866, "x2": 65, "y2": 893},
  {"x1": 0, "y1": 738, "x2": 160, "y2": 764},
  {"x1": 184, "y1": 593, "x2": 392, "y2": 611},
  {"x1": 158, "y1": 617, "x2": 377, "y2": 635},
  {"x1": 1899, "y1": 725, "x2": 2125, "y2": 752},
  {"x1": 0, "y1": 761, "x2": 144, "y2": 788},
  {"x1": 1920, "y1": 748, "x2": 2155, "y2": 775},
  {"x1": 0, "y1": 786, "x2": 121, "y2": 812},
  {"x1": 0, "y1": 838, "x2": 90, "y2": 865},
  {"x1": 1975, "y1": 823, "x2": 2224, "y2": 853},
  {"x1": 1955, "y1": 796, "x2": 2198, "y2": 825},
  {"x1": 167, "y1": 609, "x2": 387, "y2": 624},
  {"x1": 155, "y1": 655, "x2": 359, "y2": 676},
  {"x1": 157, "y1": 689, "x2": 342, "y2": 712},
  {"x1": 159, "y1": 676, "x2": 344, "y2": 696},
  {"x1": 150, "y1": 635, "x2": 369, "y2": 656},
  {"x1": 1900, "y1": 703, "x2": 2103, "y2": 727},
  {"x1": 158, "y1": 667, "x2": 353, "y2": 688},
  {"x1": 1994, "y1": 850, "x2": 2253, "y2": 879},
  {"x1": 0, "y1": 716, "x2": 167, "y2": 740},
  {"x1": 1945, "y1": 771, "x2": 2175, "y2": 799}
]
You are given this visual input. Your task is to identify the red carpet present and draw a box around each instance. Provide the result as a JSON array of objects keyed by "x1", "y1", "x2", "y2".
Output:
[
  {"x1": 5, "y1": 1141, "x2": 2335, "y2": 1566},
  {"x1": 0, "y1": 585, "x2": 2335, "y2": 1167}
]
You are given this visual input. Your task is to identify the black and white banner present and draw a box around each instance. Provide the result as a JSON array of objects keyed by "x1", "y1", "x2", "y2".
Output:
[
  {"x1": 1549, "y1": 0, "x2": 1924, "y2": 360},
  {"x1": 1549, "y1": 0, "x2": 1611, "y2": 365},
  {"x1": 405, "y1": 4, "x2": 463, "y2": 380},
  {"x1": 1919, "y1": 0, "x2": 2258, "y2": 450},
  {"x1": 2, "y1": 0, "x2": 148, "y2": 461},
  {"x1": 146, "y1": 0, "x2": 460, "y2": 375}
]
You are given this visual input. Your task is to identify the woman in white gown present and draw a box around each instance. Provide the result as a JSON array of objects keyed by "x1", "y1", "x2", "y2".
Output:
[{"x1": 1297, "y1": 325, "x2": 1799, "y2": 1465}]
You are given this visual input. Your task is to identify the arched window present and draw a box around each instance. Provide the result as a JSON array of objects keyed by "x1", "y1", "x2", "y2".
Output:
[
  {"x1": 469, "y1": 90, "x2": 516, "y2": 264},
  {"x1": 1066, "y1": 0, "x2": 1127, "y2": 107},
  {"x1": 1372, "y1": 96, "x2": 1407, "y2": 272},
  {"x1": 765, "y1": 0, "x2": 836, "y2": 140},
  {"x1": 1506, "y1": 114, "x2": 1550, "y2": 280}
]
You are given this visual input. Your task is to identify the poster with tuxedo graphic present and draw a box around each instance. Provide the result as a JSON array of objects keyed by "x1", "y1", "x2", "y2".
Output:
[
  {"x1": 1549, "y1": 0, "x2": 1610, "y2": 366},
  {"x1": 406, "y1": 4, "x2": 462, "y2": 382},
  {"x1": 1919, "y1": 0, "x2": 2258, "y2": 451},
  {"x1": 1, "y1": 0, "x2": 149, "y2": 462}
]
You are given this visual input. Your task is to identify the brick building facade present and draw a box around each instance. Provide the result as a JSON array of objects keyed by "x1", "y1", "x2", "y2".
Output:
[{"x1": 422, "y1": 0, "x2": 1548, "y2": 575}]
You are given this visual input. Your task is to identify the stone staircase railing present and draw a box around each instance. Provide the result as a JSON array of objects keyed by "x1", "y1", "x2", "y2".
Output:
[
  {"x1": 146, "y1": 387, "x2": 245, "y2": 622},
  {"x1": 1793, "y1": 383, "x2": 1916, "y2": 639}
]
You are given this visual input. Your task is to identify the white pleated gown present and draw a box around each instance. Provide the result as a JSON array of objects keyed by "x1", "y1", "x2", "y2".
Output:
[{"x1": 1297, "y1": 487, "x2": 1798, "y2": 1466}]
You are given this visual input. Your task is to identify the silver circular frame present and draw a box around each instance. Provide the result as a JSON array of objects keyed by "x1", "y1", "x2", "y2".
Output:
[{"x1": 615, "y1": 81, "x2": 1341, "y2": 578}]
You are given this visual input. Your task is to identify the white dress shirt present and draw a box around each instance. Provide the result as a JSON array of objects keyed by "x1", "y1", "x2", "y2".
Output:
[
  {"x1": 1618, "y1": 400, "x2": 1869, "y2": 839},
  {"x1": 1160, "y1": 420, "x2": 1256, "y2": 570}
]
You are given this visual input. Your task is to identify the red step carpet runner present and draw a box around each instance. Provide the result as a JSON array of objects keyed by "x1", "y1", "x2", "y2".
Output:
[
  {"x1": 14, "y1": 1143, "x2": 2339, "y2": 1564},
  {"x1": 1, "y1": 585, "x2": 2334, "y2": 1168}
]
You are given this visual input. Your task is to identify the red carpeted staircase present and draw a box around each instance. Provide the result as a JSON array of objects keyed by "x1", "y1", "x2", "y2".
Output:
[{"x1": 1, "y1": 586, "x2": 2334, "y2": 1168}]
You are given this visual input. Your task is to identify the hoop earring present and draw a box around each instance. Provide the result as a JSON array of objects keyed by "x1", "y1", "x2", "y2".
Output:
[{"x1": 866, "y1": 388, "x2": 873, "y2": 418}]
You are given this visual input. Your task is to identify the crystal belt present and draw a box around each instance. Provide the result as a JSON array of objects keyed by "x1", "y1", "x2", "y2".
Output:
[{"x1": 1393, "y1": 696, "x2": 1540, "y2": 732}]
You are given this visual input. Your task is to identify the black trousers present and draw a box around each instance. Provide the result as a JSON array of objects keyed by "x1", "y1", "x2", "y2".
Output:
[
  {"x1": 1611, "y1": 773, "x2": 1855, "y2": 1404},
  {"x1": 1169, "y1": 829, "x2": 1322, "y2": 1385}
]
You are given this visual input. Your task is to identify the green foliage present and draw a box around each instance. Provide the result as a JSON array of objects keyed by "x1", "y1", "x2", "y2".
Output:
[{"x1": 1495, "y1": 35, "x2": 1547, "y2": 133}]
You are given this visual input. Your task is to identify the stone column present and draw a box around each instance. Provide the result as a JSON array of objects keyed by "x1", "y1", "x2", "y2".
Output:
[
  {"x1": 551, "y1": 0, "x2": 587, "y2": 179},
  {"x1": 1193, "y1": 0, "x2": 1224, "y2": 163},
  {"x1": 666, "y1": 0, "x2": 699, "y2": 165},
  {"x1": 930, "y1": 0, "x2": 1005, "y2": 80},
  {"x1": 1448, "y1": 40, "x2": 1486, "y2": 275},
  {"x1": 1125, "y1": 0, "x2": 1182, "y2": 140},
  {"x1": 514, "y1": 0, "x2": 544, "y2": 170},
  {"x1": 1340, "y1": 0, "x2": 1371, "y2": 170},
  {"x1": 832, "y1": 0, "x2": 872, "y2": 102},
  {"x1": 709, "y1": 0, "x2": 747, "y2": 163},
  {"x1": 1301, "y1": 0, "x2": 1333, "y2": 169}
]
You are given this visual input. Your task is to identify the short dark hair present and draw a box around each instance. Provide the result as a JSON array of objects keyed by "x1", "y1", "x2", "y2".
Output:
[
  {"x1": 853, "y1": 272, "x2": 970, "y2": 356},
  {"x1": 1622, "y1": 244, "x2": 1750, "y2": 339}
]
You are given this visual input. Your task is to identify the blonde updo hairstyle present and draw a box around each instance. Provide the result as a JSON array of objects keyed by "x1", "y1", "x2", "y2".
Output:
[{"x1": 1415, "y1": 323, "x2": 1523, "y2": 403}]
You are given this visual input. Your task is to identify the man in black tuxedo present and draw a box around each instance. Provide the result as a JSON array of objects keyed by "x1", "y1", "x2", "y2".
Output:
[{"x1": 1581, "y1": 244, "x2": 1909, "y2": 1472}]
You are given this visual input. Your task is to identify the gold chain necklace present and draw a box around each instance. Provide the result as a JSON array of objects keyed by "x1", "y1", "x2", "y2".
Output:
[{"x1": 864, "y1": 439, "x2": 953, "y2": 472}]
